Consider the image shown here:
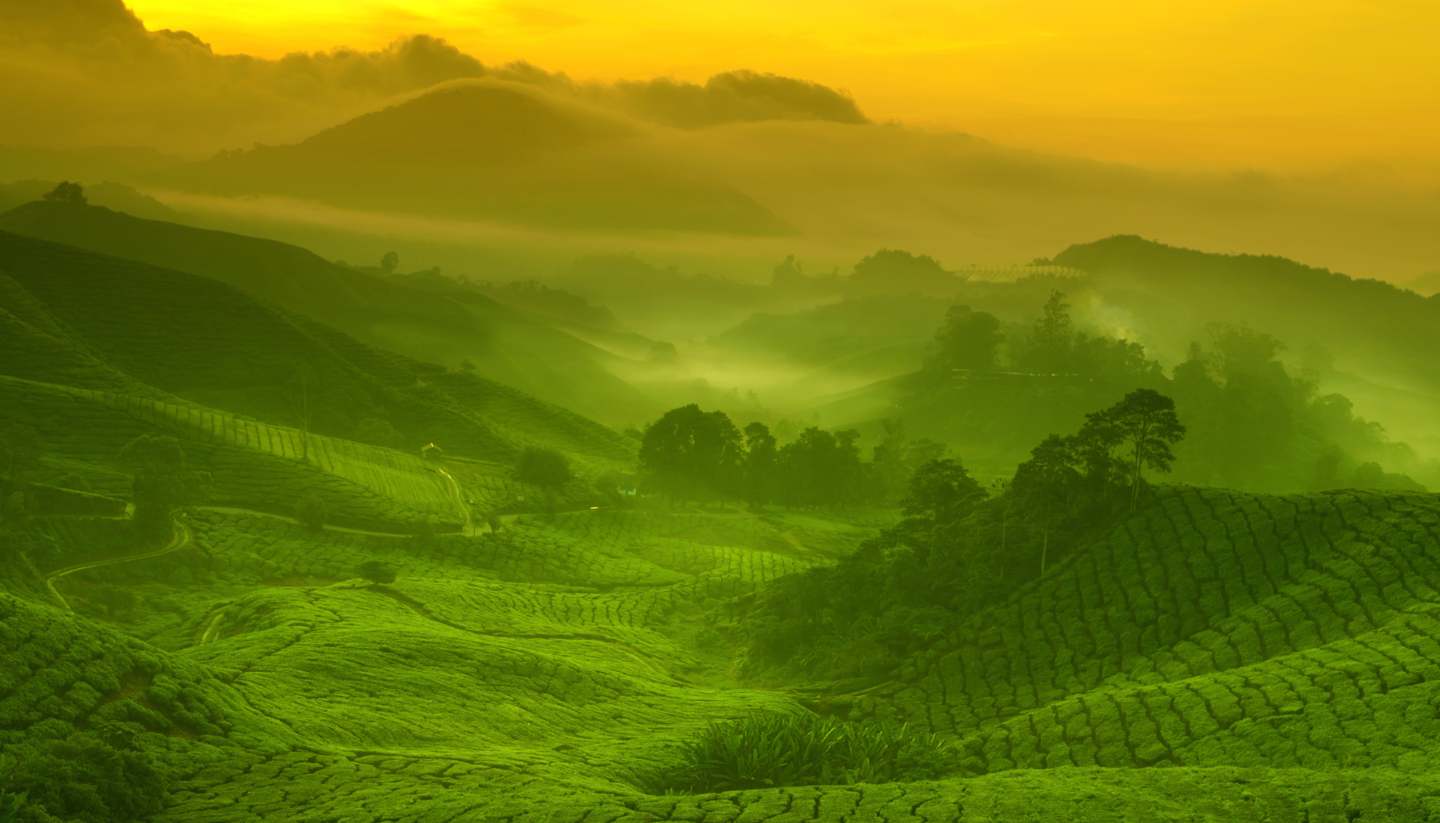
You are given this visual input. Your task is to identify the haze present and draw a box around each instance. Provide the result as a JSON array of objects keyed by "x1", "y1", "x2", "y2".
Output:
[{"x1": 126, "y1": 0, "x2": 1440, "y2": 175}]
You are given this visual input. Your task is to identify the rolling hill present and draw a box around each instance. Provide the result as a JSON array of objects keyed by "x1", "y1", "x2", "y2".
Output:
[
  {"x1": 5, "y1": 479, "x2": 1440, "y2": 819},
  {"x1": 0, "y1": 199, "x2": 659, "y2": 425},
  {"x1": 0, "y1": 229, "x2": 636, "y2": 527},
  {"x1": 165, "y1": 80, "x2": 790, "y2": 235}
]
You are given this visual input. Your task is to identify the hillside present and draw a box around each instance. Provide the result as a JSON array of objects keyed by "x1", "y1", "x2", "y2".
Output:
[
  {"x1": 0, "y1": 200, "x2": 658, "y2": 424},
  {"x1": 6, "y1": 485, "x2": 1440, "y2": 820},
  {"x1": 166, "y1": 80, "x2": 790, "y2": 235},
  {"x1": 0, "y1": 230, "x2": 640, "y2": 529}
]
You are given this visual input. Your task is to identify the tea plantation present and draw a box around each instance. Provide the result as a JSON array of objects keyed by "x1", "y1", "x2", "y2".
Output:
[{"x1": 5, "y1": 485, "x2": 1440, "y2": 821}]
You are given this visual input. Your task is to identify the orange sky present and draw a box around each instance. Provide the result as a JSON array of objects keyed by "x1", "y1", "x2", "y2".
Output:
[{"x1": 126, "y1": 1, "x2": 1440, "y2": 174}]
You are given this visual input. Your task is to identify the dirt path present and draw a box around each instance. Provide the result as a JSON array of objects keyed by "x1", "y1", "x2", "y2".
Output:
[{"x1": 44, "y1": 520, "x2": 192, "y2": 611}]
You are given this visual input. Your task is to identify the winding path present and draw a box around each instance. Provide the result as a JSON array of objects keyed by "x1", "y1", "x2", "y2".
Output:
[{"x1": 44, "y1": 520, "x2": 192, "y2": 611}]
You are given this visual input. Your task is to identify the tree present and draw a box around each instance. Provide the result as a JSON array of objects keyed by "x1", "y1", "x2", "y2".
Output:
[
  {"x1": 1022, "y1": 291, "x2": 1075, "y2": 373},
  {"x1": 43, "y1": 181, "x2": 86, "y2": 205},
  {"x1": 118, "y1": 435, "x2": 192, "y2": 541},
  {"x1": 850, "y1": 249, "x2": 954, "y2": 294},
  {"x1": 1010, "y1": 435, "x2": 1081, "y2": 575},
  {"x1": 356, "y1": 560, "x2": 397, "y2": 585},
  {"x1": 775, "y1": 427, "x2": 864, "y2": 506},
  {"x1": 639, "y1": 405, "x2": 744, "y2": 499},
  {"x1": 295, "y1": 491, "x2": 327, "y2": 533},
  {"x1": 1081, "y1": 389, "x2": 1186, "y2": 510},
  {"x1": 515, "y1": 447, "x2": 572, "y2": 514},
  {"x1": 902, "y1": 459, "x2": 986, "y2": 527},
  {"x1": 741, "y1": 422, "x2": 778, "y2": 504},
  {"x1": 927, "y1": 305, "x2": 1002, "y2": 374},
  {"x1": 380, "y1": 251, "x2": 400, "y2": 274}
]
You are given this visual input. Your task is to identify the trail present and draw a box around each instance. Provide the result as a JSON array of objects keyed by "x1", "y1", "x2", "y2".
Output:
[
  {"x1": 435, "y1": 466, "x2": 473, "y2": 535},
  {"x1": 44, "y1": 520, "x2": 192, "y2": 611},
  {"x1": 198, "y1": 607, "x2": 228, "y2": 645},
  {"x1": 193, "y1": 506, "x2": 434, "y2": 539}
]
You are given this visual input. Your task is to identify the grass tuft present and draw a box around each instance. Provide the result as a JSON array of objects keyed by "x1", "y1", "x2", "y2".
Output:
[{"x1": 642, "y1": 711, "x2": 954, "y2": 793}]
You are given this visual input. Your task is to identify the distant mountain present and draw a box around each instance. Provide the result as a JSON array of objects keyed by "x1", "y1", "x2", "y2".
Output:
[
  {"x1": 0, "y1": 180, "x2": 177, "y2": 220},
  {"x1": 1409, "y1": 271, "x2": 1440, "y2": 298},
  {"x1": 0, "y1": 200, "x2": 658, "y2": 425},
  {"x1": 1053, "y1": 235, "x2": 1440, "y2": 385},
  {"x1": 166, "y1": 80, "x2": 789, "y2": 235}
]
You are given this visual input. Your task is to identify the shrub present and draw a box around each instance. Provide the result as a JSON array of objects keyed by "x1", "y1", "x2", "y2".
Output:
[
  {"x1": 294, "y1": 491, "x2": 327, "y2": 533},
  {"x1": 1, "y1": 732, "x2": 166, "y2": 822},
  {"x1": 642, "y1": 712, "x2": 953, "y2": 794},
  {"x1": 356, "y1": 560, "x2": 397, "y2": 585},
  {"x1": 514, "y1": 447, "x2": 572, "y2": 489}
]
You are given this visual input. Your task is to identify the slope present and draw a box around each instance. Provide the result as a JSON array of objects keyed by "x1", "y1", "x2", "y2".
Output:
[
  {"x1": 168, "y1": 80, "x2": 789, "y2": 235},
  {"x1": 0, "y1": 201, "x2": 658, "y2": 425},
  {"x1": 7, "y1": 489, "x2": 1440, "y2": 820},
  {"x1": 0, "y1": 228, "x2": 635, "y2": 464}
]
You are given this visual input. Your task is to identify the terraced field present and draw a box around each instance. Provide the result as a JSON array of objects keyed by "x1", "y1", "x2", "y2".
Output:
[{"x1": 6, "y1": 489, "x2": 1440, "y2": 821}]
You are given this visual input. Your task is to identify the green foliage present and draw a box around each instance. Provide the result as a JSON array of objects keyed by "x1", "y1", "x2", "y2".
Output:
[
  {"x1": 644, "y1": 712, "x2": 953, "y2": 793},
  {"x1": 926, "y1": 304, "x2": 1002, "y2": 374},
  {"x1": 902, "y1": 458, "x2": 986, "y2": 525},
  {"x1": 356, "y1": 559, "x2": 397, "y2": 584},
  {"x1": 41, "y1": 182, "x2": 85, "y2": 206},
  {"x1": 849, "y1": 249, "x2": 955, "y2": 295},
  {"x1": 295, "y1": 491, "x2": 327, "y2": 532},
  {"x1": 639, "y1": 404, "x2": 744, "y2": 498},
  {"x1": 2, "y1": 732, "x2": 166, "y2": 823},
  {"x1": 118, "y1": 434, "x2": 195, "y2": 540},
  {"x1": 513, "y1": 446, "x2": 572, "y2": 489}
]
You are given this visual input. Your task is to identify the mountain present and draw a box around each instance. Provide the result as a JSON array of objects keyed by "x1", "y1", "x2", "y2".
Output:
[
  {"x1": 0, "y1": 199, "x2": 659, "y2": 425},
  {"x1": 167, "y1": 80, "x2": 789, "y2": 235}
]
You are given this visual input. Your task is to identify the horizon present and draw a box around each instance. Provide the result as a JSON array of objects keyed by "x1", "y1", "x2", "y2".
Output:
[{"x1": 120, "y1": 0, "x2": 1440, "y2": 177}]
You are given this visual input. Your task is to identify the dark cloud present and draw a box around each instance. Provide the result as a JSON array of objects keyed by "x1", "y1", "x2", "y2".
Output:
[{"x1": 607, "y1": 71, "x2": 869, "y2": 128}]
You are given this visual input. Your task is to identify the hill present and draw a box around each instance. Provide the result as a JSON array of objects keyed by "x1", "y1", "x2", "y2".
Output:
[
  {"x1": 0, "y1": 200, "x2": 658, "y2": 425},
  {"x1": 166, "y1": 80, "x2": 790, "y2": 235},
  {"x1": 6, "y1": 483, "x2": 1440, "y2": 819},
  {"x1": 0, "y1": 230, "x2": 637, "y2": 527}
]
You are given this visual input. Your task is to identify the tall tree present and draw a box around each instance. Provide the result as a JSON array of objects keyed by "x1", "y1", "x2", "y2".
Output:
[
  {"x1": 1010, "y1": 435, "x2": 1081, "y2": 575},
  {"x1": 1023, "y1": 290, "x2": 1075, "y2": 374},
  {"x1": 742, "y1": 422, "x2": 778, "y2": 504},
  {"x1": 1082, "y1": 389, "x2": 1186, "y2": 510}
]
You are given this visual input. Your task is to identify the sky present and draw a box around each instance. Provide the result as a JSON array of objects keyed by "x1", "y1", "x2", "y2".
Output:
[{"x1": 123, "y1": 0, "x2": 1440, "y2": 175}]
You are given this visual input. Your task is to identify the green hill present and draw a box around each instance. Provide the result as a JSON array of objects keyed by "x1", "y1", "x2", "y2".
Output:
[
  {"x1": 6, "y1": 483, "x2": 1440, "y2": 820},
  {"x1": 0, "y1": 200, "x2": 659, "y2": 425},
  {"x1": 0, "y1": 230, "x2": 639, "y2": 528}
]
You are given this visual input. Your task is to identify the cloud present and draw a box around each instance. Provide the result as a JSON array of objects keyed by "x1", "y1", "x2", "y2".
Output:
[
  {"x1": 0, "y1": 0, "x2": 867, "y2": 154},
  {"x1": 604, "y1": 71, "x2": 869, "y2": 128}
]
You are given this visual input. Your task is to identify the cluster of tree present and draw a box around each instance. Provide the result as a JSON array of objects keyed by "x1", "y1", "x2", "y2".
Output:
[
  {"x1": 118, "y1": 435, "x2": 206, "y2": 542},
  {"x1": 743, "y1": 389, "x2": 1186, "y2": 679},
  {"x1": 513, "y1": 446, "x2": 573, "y2": 515},
  {"x1": 1169, "y1": 324, "x2": 1425, "y2": 491},
  {"x1": 0, "y1": 728, "x2": 166, "y2": 823},
  {"x1": 639, "y1": 405, "x2": 943, "y2": 506},
  {"x1": 923, "y1": 291, "x2": 1160, "y2": 383}
]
